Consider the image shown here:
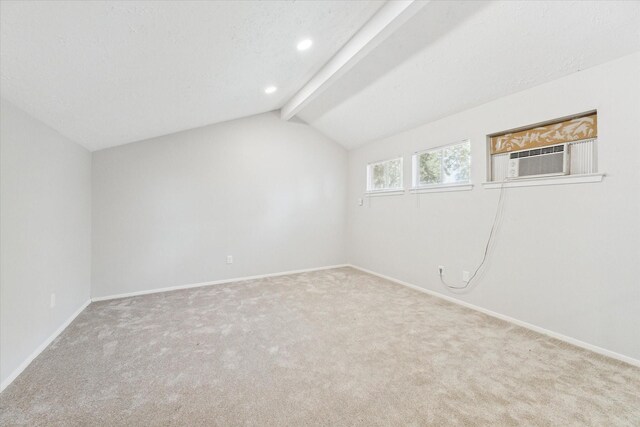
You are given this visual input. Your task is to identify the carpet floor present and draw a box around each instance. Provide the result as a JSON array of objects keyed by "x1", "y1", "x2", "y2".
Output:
[{"x1": 1, "y1": 267, "x2": 639, "y2": 426}]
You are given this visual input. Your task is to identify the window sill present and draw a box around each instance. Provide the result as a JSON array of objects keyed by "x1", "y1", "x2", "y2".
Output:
[
  {"x1": 482, "y1": 173, "x2": 605, "y2": 189},
  {"x1": 409, "y1": 183, "x2": 473, "y2": 194},
  {"x1": 364, "y1": 189, "x2": 405, "y2": 197}
]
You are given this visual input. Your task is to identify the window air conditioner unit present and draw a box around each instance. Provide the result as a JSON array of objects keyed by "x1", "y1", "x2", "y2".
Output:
[{"x1": 507, "y1": 144, "x2": 569, "y2": 179}]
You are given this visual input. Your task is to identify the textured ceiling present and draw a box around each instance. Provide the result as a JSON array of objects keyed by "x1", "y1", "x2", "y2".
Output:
[
  {"x1": 2, "y1": 1, "x2": 639, "y2": 152},
  {"x1": 0, "y1": 0, "x2": 383, "y2": 151},
  {"x1": 297, "y1": 1, "x2": 640, "y2": 149}
]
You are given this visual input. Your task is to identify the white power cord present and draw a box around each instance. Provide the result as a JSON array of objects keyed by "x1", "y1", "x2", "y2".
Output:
[{"x1": 439, "y1": 179, "x2": 508, "y2": 290}]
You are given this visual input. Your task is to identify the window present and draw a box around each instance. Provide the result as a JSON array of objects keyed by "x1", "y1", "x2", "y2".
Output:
[
  {"x1": 488, "y1": 112, "x2": 597, "y2": 182},
  {"x1": 412, "y1": 140, "x2": 470, "y2": 188},
  {"x1": 366, "y1": 157, "x2": 403, "y2": 192}
]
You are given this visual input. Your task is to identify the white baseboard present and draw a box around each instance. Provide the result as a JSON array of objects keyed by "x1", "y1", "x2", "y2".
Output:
[
  {"x1": 2, "y1": 265, "x2": 348, "y2": 392},
  {"x1": 1, "y1": 299, "x2": 91, "y2": 393},
  {"x1": 5, "y1": 263, "x2": 633, "y2": 394},
  {"x1": 91, "y1": 264, "x2": 350, "y2": 302},
  {"x1": 348, "y1": 264, "x2": 640, "y2": 368}
]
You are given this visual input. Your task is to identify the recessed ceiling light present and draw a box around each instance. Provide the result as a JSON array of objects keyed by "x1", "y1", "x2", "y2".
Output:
[
  {"x1": 264, "y1": 86, "x2": 277, "y2": 94},
  {"x1": 297, "y1": 39, "x2": 313, "y2": 51}
]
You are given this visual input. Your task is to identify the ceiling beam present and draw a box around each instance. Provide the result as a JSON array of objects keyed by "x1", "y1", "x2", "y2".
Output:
[{"x1": 280, "y1": 0, "x2": 427, "y2": 121}]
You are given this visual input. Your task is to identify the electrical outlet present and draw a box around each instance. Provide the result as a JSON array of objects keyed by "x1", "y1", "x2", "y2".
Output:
[
  {"x1": 438, "y1": 265, "x2": 445, "y2": 275},
  {"x1": 226, "y1": 255, "x2": 233, "y2": 264},
  {"x1": 462, "y1": 270, "x2": 470, "y2": 282},
  {"x1": 50, "y1": 293, "x2": 56, "y2": 308}
]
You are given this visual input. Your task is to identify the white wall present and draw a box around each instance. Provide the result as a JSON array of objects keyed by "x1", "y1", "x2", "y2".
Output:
[
  {"x1": 347, "y1": 52, "x2": 640, "y2": 361},
  {"x1": 0, "y1": 99, "x2": 92, "y2": 386},
  {"x1": 92, "y1": 112, "x2": 347, "y2": 298}
]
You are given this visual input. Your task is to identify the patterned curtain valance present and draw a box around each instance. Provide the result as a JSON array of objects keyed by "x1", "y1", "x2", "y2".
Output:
[{"x1": 490, "y1": 113, "x2": 597, "y2": 155}]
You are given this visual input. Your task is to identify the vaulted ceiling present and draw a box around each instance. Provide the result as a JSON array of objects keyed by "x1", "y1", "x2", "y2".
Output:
[
  {"x1": 297, "y1": 0, "x2": 640, "y2": 148},
  {"x1": 1, "y1": 1, "x2": 639, "y2": 151},
  {"x1": 0, "y1": 0, "x2": 384, "y2": 150}
]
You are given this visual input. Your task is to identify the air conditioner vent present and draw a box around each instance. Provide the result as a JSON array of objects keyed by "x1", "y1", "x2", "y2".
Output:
[
  {"x1": 509, "y1": 145, "x2": 564, "y2": 159},
  {"x1": 508, "y1": 144, "x2": 568, "y2": 179}
]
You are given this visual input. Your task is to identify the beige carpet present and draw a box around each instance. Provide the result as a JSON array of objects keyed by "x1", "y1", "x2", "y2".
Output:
[{"x1": 1, "y1": 267, "x2": 639, "y2": 426}]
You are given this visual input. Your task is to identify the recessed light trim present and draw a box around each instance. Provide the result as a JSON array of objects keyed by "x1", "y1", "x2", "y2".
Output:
[
  {"x1": 264, "y1": 86, "x2": 277, "y2": 94},
  {"x1": 297, "y1": 39, "x2": 313, "y2": 51}
]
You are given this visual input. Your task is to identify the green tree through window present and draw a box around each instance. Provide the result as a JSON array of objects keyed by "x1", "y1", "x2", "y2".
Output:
[
  {"x1": 419, "y1": 150, "x2": 442, "y2": 185},
  {"x1": 367, "y1": 158, "x2": 403, "y2": 191},
  {"x1": 443, "y1": 142, "x2": 470, "y2": 182},
  {"x1": 414, "y1": 141, "x2": 470, "y2": 186}
]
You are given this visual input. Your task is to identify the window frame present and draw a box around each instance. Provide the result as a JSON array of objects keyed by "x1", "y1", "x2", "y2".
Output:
[
  {"x1": 365, "y1": 156, "x2": 404, "y2": 193},
  {"x1": 412, "y1": 139, "x2": 471, "y2": 189},
  {"x1": 486, "y1": 110, "x2": 598, "y2": 183}
]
